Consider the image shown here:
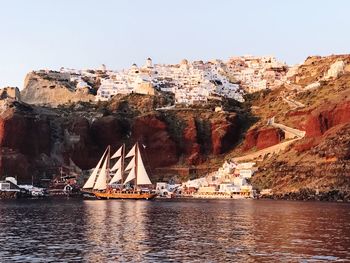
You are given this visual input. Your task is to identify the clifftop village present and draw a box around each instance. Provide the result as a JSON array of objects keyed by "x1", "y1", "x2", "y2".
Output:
[
  {"x1": 68, "y1": 56, "x2": 287, "y2": 104},
  {"x1": 0, "y1": 56, "x2": 289, "y2": 108},
  {"x1": 26, "y1": 55, "x2": 287, "y2": 105}
]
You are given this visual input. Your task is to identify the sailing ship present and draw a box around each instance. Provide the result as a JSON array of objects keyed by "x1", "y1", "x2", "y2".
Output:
[{"x1": 82, "y1": 142, "x2": 157, "y2": 200}]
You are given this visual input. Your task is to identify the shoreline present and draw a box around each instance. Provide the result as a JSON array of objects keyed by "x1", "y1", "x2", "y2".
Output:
[{"x1": 1, "y1": 194, "x2": 349, "y2": 203}]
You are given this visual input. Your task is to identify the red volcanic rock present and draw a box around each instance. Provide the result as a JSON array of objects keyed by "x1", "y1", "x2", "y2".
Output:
[
  {"x1": 243, "y1": 128, "x2": 259, "y2": 151},
  {"x1": 0, "y1": 109, "x2": 50, "y2": 181},
  {"x1": 0, "y1": 102, "x2": 246, "y2": 180},
  {"x1": 286, "y1": 109, "x2": 312, "y2": 117},
  {"x1": 66, "y1": 117, "x2": 101, "y2": 170},
  {"x1": 90, "y1": 116, "x2": 126, "y2": 148},
  {"x1": 176, "y1": 113, "x2": 241, "y2": 164},
  {"x1": 243, "y1": 127, "x2": 284, "y2": 151},
  {"x1": 132, "y1": 114, "x2": 178, "y2": 167},
  {"x1": 210, "y1": 115, "x2": 239, "y2": 154},
  {"x1": 67, "y1": 114, "x2": 179, "y2": 170},
  {"x1": 293, "y1": 138, "x2": 319, "y2": 153},
  {"x1": 331, "y1": 101, "x2": 350, "y2": 126},
  {"x1": 256, "y1": 127, "x2": 284, "y2": 150},
  {"x1": 305, "y1": 114, "x2": 326, "y2": 137},
  {"x1": 182, "y1": 118, "x2": 201, "y2": 165},
  {"x1": 305, "y1": 101, "x2": 350, "y2": 137},
  {"x1": 0, "y1": 111, "x2": 51, "y2": 156}
]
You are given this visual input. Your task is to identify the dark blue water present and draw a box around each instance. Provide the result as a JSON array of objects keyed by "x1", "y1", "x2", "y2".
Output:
[{"x1": 0, "y1": 199, "x2": 349, "y2": 262}]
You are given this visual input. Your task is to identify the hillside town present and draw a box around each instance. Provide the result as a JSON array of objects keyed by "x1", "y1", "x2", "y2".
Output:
[
  {"x1": 51, "y1": 56, "x2": 289, "y2": 105},
  {"x1": 154, "y1": 160, "x2": 257, "y2": 199}
]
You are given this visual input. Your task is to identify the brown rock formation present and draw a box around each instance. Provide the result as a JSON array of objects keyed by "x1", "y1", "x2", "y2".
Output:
[
  {"x1": 243, "y1": 127, "x2": 284, "y2": 151},
  {"x1": 210, "y1": 114, "x2": 240, "y2": 154},
  {"x1": 21, "y1": 71, "x2": 95, "y2": 106},
  {"x1": 0, "y1": 108, "x2": 51, "y2": 156},
  {"x1": 249, "y1": 54, "x2": 350, "y2": 198},
  {"x1": 304, "y1": 101, "x2": 350, "y2": 137},
  {"x1": 132, "y1": 114, "x2": 178, "y2": 167},
  {"x1": 0, "y1": 107, "x2": 51, "y2": 180}
]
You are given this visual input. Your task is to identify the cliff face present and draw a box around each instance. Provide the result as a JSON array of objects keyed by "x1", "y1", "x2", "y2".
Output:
[
  {"x1": 0, "y1": 95, "x2": 243, "y2": 183},
  {"x1": 0, "y1": 109, "x2": 51, "y2": 155},
  {"x1": 251, "y1": 123, "x2": 350, "y2": 197},
  {"x1": 21, "y1": 72, "x2": 95, "y2": 106},
  {"x1": 0, "y1": 105, "x2": 51, "y2": 182},
  {"x1": 303, "y1": 101, "x2": 350, "y2": 137},
  {"x1": 248, "y1": 54, "x2": 350, "y2": 197},
  {"x1": 243, "y1": 127, "x2": 285, "y2": 151}
]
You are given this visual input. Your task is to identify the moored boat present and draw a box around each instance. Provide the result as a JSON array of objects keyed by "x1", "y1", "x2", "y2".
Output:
[{"x1": 192, "y1": 191, "x2": 252, "y2": 199}]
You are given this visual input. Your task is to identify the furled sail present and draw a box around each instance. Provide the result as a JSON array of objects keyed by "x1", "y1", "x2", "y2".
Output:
[
  {"x1": 110, "y1": 158, "x2": 122, "y2": 172},
  {"x1": 136, "y1": 147, "x2": 152, "y2": 185},
  {"x1": 125, "y1": 156, "x2": 135, "y2": 171},
  {"x1": 111, "y1": 145, "x2": 123, "y2": 159},
  {"x1": 123, "y1": 167, "x2": 136, "y2": 185},
  {"x1": 83, "y1": 148, "x2": 108, "y2": 189},
  {"x1": 93, "y1": 156, "x2": 108, "y2": 190},
  {"x1": 109, "y1": 168, "x2": 122, "y2": 185},
  {"x1": 125, "y1": 145, "x2": 136, "y2": 158}
]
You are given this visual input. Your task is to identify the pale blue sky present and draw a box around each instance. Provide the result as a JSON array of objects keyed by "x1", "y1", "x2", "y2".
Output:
[{"x1": 0, "y1": 0, "x2": 349, "y2": 88}]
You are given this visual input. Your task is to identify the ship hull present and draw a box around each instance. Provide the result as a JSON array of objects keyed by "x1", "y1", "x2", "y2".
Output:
[
  {"x1": 192, "y1": 192, "x2": 253, "y2": 199},
  {"x1": 94, "y1": 191, "x2": 157, "y2": 200}
]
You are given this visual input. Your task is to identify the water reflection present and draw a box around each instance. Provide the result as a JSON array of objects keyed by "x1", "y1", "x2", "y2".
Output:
[
  {"x1": 0, "y1": 199, "x2": 349, "y2": 262},
  {"x1": 82, "y1": 200, "x2": 151, "y2": 262}
]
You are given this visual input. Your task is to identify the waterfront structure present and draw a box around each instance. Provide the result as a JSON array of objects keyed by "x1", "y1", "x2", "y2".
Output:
[
  {"x1": 181, "y1": 160, "x2": 256, "y2": 199},
  {"x1": 0, "y1": 177, "x2": 22, "y2": 199},
  {"x1": 0, "y1": 177, "x2": 20, "y2": 191},
  {"x1": 155, "y1": 182, "x2": 180, "y2": 197},
  {"x1": 18, "y1": 185, "x2": 46, "y2": 197}
]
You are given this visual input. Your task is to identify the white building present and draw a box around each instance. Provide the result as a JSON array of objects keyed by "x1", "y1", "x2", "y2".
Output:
[
  {"x1": 226, "y1": 55, "x2": 287, "y2": 92},
  {"x1": 57, "y1": 55, "x2": 287, "y2": 103},
  {"x1": 181, "y1": 160, "x2": 255, "y2": 194}
]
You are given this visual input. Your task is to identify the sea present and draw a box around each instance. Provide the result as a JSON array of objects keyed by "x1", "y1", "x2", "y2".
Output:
[{"x1": 0, "y1": 199, "x2": 349, "y2": 262}]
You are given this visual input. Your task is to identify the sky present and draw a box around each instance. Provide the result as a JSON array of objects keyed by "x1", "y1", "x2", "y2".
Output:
[{"x1": 0, "y1": 0, "x2": 349, "y2": 88}]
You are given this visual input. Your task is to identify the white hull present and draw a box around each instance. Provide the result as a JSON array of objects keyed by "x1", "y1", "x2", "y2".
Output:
[{"x1": 192, "y1": 192, "x2": 253, "y2": 199}]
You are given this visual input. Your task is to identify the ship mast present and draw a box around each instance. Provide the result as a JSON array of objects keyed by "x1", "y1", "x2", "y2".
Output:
[
  {"x1": 135, "y1": 142, "x2": 138, "y2": 189},
  {"x1": 106, "y1": 145, "x2": 111, "y2": 187},
  {"x1": 121, "y1": 144, "x2": 125, "y2": 184}
]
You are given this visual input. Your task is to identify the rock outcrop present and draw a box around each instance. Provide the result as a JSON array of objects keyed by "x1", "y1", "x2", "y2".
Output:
[
  {"x1": 304, "y1": 101, "x2": 350, "y2": 137},
  {"x1": 249, "y1": 55, "x2": 350, "y2": 199},
  {"x1": 252, "y1": 127, "x2": 350, "y2": 198},
  {"x1": 243, "y1": 127, "x2": 285, "y2": 151},
  {"x1": 0, "y1": 105, "x2": 51, "y2": 181},
  {"x1": 21, "y1": 71, "x2": 95, "y2": 106}
]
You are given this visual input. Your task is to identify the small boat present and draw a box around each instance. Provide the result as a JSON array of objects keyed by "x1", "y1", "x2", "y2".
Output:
[
  {"x1": 82, "y1": 142, "x2": 157, "y2": 200},
  {"x1": 192, "y1": 192, "x2": 252, "y2": 199},
  {"x1": 48, "y1": 167, "x2": 81, "y2": 198}
]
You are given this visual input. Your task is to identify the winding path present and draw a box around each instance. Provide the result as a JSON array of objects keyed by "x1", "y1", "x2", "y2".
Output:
[{"x1": 233, "y1": 118, "x2": 305, "y2": 162}]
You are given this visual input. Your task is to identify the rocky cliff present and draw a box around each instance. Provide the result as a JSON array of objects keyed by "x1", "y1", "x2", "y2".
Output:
[
  {"x1": 0, "y1": 94, "x2": 245, "y2": 183},
  {"x1": 1, "y1": 54, "x2": 350, "y2": 199},
  {"x1": 21, "y1": 71, "x2": 95, "y2": 106},
  {"x1": 247, "y1": 54, "x2": 350, "y2": 199}
]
